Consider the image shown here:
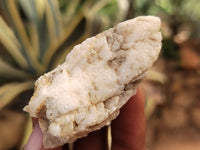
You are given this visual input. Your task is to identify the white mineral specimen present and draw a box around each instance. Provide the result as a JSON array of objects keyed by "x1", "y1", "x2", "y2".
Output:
[{"x1": 24, "y1": 16, "x2": 162, "y2": 148}]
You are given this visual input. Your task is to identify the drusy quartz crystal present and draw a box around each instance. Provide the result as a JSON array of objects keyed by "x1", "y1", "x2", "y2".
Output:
[{"x1": 24, "y1": 16, "x2": 162, "y2": 148}]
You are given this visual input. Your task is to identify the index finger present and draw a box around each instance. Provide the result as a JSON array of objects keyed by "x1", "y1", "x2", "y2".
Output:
[{"x1": 111, "y1": 87, "x2": 146, "y2": 150}]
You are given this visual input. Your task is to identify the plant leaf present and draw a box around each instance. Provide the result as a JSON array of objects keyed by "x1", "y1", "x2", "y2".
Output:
[
  {"x1": 45, "y1": 0, "x2": 62, "y2": 41},
  {"x1": 5, "y1": 0, "x2": 45, "y2": 74},
  {"x1": 0, "y1": 81, "x2": 34, "y2": 110},
  {"x1": 20, "y1": 114, "x2": 32, "y2": 149},
  {"x1": 0, "y1": 16, "x2": 29, "y2": 69},
  {"x1": 18, "y1": 0, "x2": 40, "y2": 58},
  {"x1": 51, "y1": 33, "x2": 88, "y2": 69},
  {"x1": 35, "y1": 0, "x2": 46, "y2": 18},
  {"x1": 61, "y1": 0, "x2": 80, "y2": 24},
  {"x1": 84, "y1": 0, "x2": 110, "y2": 34},
  {"x1": 18, "y1": 0, "x2": 36, "y2": 22},
  {"x1": 43, "y1": 9, "x2": 84, "y2": 67},
  {"x1": 18, "y1": 0, "x2": 49, "y2": 65},
  {"x1": 0, "y1": 58, "x2": 33, "y2": 79},
  {"x1": 18, "y1": 0, "x2": 63, "y2": 71}
]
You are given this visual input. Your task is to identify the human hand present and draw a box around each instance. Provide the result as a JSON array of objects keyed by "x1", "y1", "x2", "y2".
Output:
[{"x1": 23, "y1": 87, "x2": 145, "y2": 150}]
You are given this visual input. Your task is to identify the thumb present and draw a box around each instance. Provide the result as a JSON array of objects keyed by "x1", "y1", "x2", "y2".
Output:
[
  {"x1": 23, "y1": 122, "x2": 43, "y2": 150},
  {"x1": 23, "y1": 122, "x2": 61, "y2": 150}
]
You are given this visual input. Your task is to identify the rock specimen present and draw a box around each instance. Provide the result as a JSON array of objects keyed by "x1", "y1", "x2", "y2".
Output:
[{"x1": 24, "y1": 16, "x2": 162, "y2": 148}]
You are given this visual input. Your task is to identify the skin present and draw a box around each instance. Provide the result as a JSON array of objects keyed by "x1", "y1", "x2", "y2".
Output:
[{"x1": 24, "y1": 87, "x2": 146, "y2": 150}]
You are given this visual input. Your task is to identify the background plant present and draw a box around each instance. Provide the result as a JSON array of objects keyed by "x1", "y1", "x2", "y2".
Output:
[
  {"x1": 0, "y1": 0, "x2": 130, "y2": 110},
  {"x1": 0, "y1": 0, "x2": 130, "y2": 149}
]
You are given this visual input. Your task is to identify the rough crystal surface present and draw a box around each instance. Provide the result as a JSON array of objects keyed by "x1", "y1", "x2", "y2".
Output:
[{"x1": 24, "y1": 16, "x2": 162, "y2": 148}]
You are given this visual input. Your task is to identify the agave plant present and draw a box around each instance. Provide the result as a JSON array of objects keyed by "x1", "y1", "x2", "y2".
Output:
[
  {"x1": 0, "y1": 0, "x2": 129, "y2": 149},
  {"x1": 0, "y1": 0, "x2": 130, "y2": 111}
]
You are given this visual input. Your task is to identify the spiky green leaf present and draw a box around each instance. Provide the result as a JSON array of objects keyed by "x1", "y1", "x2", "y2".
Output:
[
  {"x1": 0, "y1": 81, "x2": 34, "y2": 110},
  {"x1": 43, "y1": 9, "x2": 84, "y2": 67},
  {"x1": 0, "y1": 58, "x2": 33, "y2": 79},
  {"x1": 4, "y1": 0, "x2": 44, "y2": 73},
  {"x1": 0, "y1": 16, "x2": 29, "y2": 69},
  {"x1": 45, "y1": 0, "x2": 62, "y2": 41},
  {"x1": 52, "y1": 33, "x2": 88, "y2": 69}
]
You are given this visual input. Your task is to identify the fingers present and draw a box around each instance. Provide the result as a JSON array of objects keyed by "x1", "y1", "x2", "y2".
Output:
[
  {"x1": 23, "y1": 123, "x2": 44, "y2": 150},
  {"x1": 73, "y1": 127, "x2": 108, "y2": 150},
  {"x1": 23, "y1": 122, "x2": 62, "y2": 150},
  {"x1": 24, "y1": 88, "x2": 145, "y2": 150},
  {"x1": 111, "y1": 87, "x2": 146, "y2": 150}
]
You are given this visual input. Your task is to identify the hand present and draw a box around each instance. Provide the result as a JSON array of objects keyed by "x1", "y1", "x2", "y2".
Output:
[{"x1": 23, "y1": 87, "x2": 146, "y2": 150}]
